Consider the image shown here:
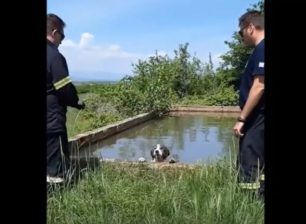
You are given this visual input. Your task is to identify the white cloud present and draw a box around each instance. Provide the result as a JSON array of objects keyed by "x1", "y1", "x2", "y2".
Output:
[
  {"x1": 79, "y1": 32, "x2": 94, "y2": 48},
  {"x1": 59, "y1": 33, "x2": 141, "y2": 79},
  {"x1": 108, "y1": 44, "x2": 121, "y2": 51},
  {"x1": 61, "y1": 39, "x2": 76, "y2": 47}
]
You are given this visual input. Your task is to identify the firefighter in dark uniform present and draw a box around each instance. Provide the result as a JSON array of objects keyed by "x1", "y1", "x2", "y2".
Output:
[
  {"x1": 47, "y1": 14, "x2": 85, "y2": 183},
  {"x1": 233, "y1": 11, "x2": 265, "y2": 197}
]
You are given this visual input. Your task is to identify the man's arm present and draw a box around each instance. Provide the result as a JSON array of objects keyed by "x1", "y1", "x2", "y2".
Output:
[
  {"x1": 51, "y1": 54, "x2": 84, "y2": 109},
  {"x1": 233, "y1": 75, "x2": 264, "y2": 137},
  {"x1": 239, "y1": 75, "x2": 264, "y2": 121}
]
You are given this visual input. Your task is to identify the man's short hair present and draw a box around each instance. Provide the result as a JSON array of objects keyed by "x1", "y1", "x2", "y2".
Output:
[
  {"x1": 239, "y1": 10, "x2": 264, "y2": 30},
  {"x1": 47, "y1": 13, "x2": 66, "y2": 34}
]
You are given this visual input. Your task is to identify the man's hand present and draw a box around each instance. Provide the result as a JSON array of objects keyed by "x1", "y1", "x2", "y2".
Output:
[
  {"x1": 76, "y1": 100, "x2": 85, "y2": 110},
  {"x1": 233, "y1": 121, "x2": 244, "y2": 137}
]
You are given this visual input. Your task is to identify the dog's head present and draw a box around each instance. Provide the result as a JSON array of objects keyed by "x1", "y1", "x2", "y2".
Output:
[{"x1": 150, "y1": 144, "x2": 170, "y2": 162}]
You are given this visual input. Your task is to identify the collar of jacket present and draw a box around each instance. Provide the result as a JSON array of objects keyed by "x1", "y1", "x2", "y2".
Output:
[{"x1": 47, "y1": 39, "x2": 58, "y2": 49}]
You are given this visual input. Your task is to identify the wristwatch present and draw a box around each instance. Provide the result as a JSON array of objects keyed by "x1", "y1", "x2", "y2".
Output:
[{"x1": 237, "y1": 116, "x2": 246, "y2": 123}]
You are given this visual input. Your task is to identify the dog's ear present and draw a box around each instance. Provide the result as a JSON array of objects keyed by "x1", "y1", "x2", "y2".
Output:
[
  {"x1": 161, "y1": 145, "x2": 169, "y2": 151},
  {"x1": 150, "y1": 148, "x2": 154, "y2": 158},
  {"x1": 165, "y1": 149, "x2": 170, "y2": 157},
  {"x1": 162, "y1": 146, "x2": 170, "y2": 158}
]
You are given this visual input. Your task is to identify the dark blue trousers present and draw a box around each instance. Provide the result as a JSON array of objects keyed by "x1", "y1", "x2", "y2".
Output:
[
  {"x1": 237, "y1": 111, "x2": 264, "y2": 194},
  {"x1": 47, "y1": 132, "x2": 70, "y2": 177}
]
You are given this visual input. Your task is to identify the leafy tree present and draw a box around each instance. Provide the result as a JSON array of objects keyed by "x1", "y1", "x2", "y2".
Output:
[{"x1": 116, "y1": 53, "x2": 176, "y2": 116}]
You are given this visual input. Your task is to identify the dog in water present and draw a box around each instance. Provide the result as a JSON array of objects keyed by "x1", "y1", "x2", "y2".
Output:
[{"x1": 150, "y1": 144, "x2": 170, "y2": 162}]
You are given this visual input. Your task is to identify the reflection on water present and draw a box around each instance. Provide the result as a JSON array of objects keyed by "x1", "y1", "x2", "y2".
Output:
[{"x1": 83, "y1": 113, "x2": 238, "y2": 164}]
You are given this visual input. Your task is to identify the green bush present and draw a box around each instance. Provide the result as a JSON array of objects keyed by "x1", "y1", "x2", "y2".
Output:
[
  {"x1": 206, "y1": 86, "x2": 239, "y2": 106},
  {"x1": 81, "y1": 93, "x2": 122, "y2": 130}
]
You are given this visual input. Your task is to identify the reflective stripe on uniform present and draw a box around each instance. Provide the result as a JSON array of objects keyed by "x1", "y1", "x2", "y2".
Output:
[
  {"x1": 239, "y1": 182, "x2": 260, "y2": 189},
  {"x1": 54, "y1": 76, "x2": 71, "y2": 90},
  {"x1": 260, "y1": 174, "x2": 265, "y2": 181}
]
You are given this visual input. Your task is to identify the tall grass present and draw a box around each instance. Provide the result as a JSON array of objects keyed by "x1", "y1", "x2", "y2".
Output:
[
  {"x1": 47, "y1": 158, "x2": 264, "y2": 224},
  {"x1": 61, "y1": 87, "x2": 262, "y2": 223}
]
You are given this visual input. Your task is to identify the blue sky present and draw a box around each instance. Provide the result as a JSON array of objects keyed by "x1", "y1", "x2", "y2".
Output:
[{"x1": 47, "y1": 0, "x2": 259, "y2": 81}]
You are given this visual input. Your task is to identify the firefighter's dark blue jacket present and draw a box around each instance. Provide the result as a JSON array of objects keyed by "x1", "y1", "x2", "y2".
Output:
[
  {"x1": 47, "y1": 40, "x2": 80, "y2": 133},
  {"x1": 239, "y1": 39, "x2": 265, "y2": 111}
]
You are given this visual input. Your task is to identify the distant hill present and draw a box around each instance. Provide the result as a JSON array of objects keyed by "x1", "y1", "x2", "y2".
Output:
[
  {"x1": 70, "y1": 70, "x2": 130, "y2": 82},
  {"x1": 73, "y1": 80, "x2": 118, "y2": 86}
]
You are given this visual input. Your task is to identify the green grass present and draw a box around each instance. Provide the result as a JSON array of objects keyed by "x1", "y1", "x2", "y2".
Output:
[
  {"x1": 66, "y1": 107, "x2": 85, "y2": 138},
  {"x1": 62, "y1": 96, "x2": 262, "y2": 223},
  {"x1": 47, "y1": 159, "x2": 264, "y2": 224},
  {"x1": 66, "y1": 93, "x2": 124, "y2": 138}
]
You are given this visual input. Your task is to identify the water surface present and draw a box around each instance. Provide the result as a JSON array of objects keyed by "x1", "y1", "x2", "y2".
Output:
[{"x1": 79, "y1": 112, "x2": 238, "y2": 164}]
